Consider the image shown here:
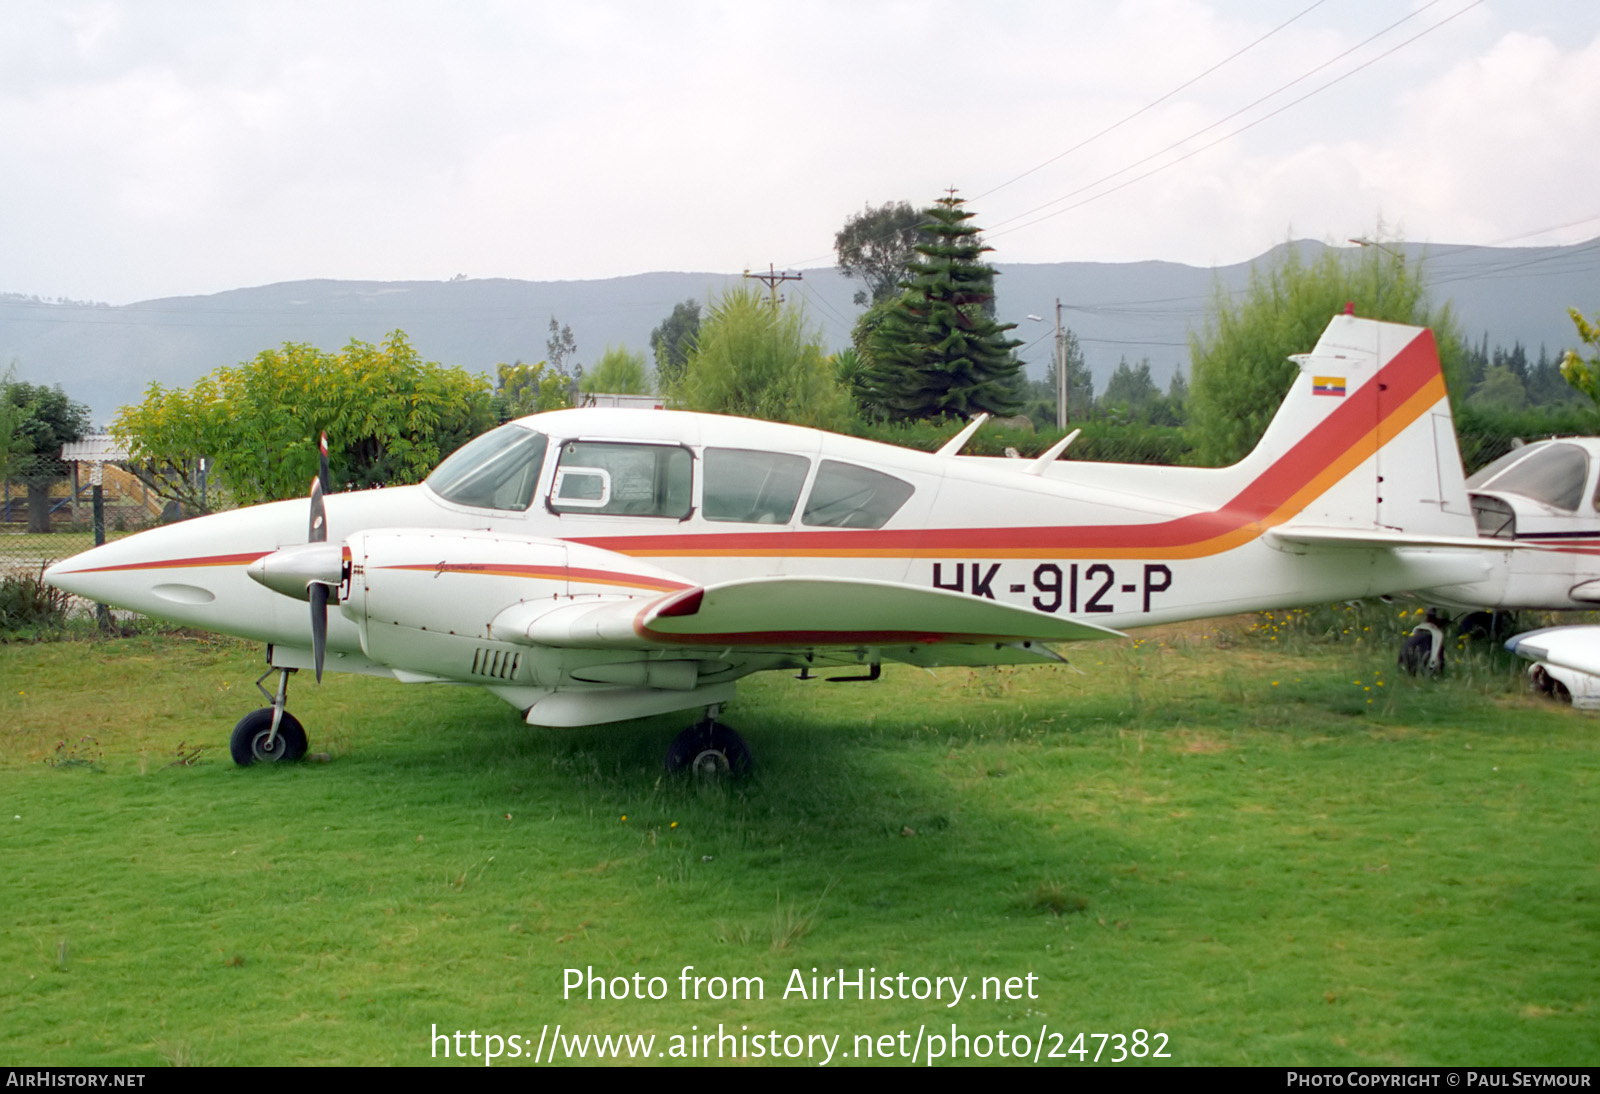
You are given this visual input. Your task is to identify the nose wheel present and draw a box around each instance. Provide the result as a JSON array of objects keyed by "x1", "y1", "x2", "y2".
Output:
[
  {"x1": 231, "y1": 708, "x2": 308, "y2": 765},
  {"x1": 231, "y1": 666, "x2": 310, "y2": 766}
]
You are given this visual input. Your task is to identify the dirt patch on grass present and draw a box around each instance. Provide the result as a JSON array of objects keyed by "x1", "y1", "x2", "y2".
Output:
[
  {"x1": 1124, "y1": 614, "x2": 1258, "y2": 643},
  {"x1": 1172, "y1": 731, "x2": 1231, "y2": 754}
]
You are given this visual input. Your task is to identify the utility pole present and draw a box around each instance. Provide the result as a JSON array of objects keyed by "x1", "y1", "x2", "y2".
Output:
[
  {"x1": 743, "y1": 264, "x2": 802, "y2": 311},
  {"x1": 1055, "y1": 298, "x2": 1069, "y2": 429}
]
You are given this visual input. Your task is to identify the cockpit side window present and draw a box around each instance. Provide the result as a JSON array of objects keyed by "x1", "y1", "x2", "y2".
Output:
[
  {"x1": 425, "y1": 425, "x2": 548, "y2": 511},
  {"x1": 703, "y1": 448, "x2": 810, "y2": 524},
  {"x1": 1474, "y1": 442, "x2": 1588, "y2": 512},
  {"x1": 801, "y1": 460, "x2": 914, "y2": 529},
  {"x1": 549, "y1": 441, "x2": 692, "y2": 518}
]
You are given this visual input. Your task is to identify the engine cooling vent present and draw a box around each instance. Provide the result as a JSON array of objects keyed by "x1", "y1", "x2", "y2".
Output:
[{"x1": 471, "y1": 647, "x2": 521, "y2": 680}]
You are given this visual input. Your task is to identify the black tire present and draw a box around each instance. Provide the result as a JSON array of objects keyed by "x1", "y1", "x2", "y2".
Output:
[
  {"x1": 230, "y1": 708, "x2": 308, "y2": 766},
  {"x1": 1458, "y1": 611, "x2": 1518, "y2": 642},
  {"x1": 1529, "y1": 665, "x2": 1572, "y2": 704},
  {"x1": 665, "y1": 720, "x2": 751, "y2": 776}
]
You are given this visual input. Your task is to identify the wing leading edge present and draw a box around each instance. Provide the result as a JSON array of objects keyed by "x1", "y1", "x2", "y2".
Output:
[{"x1": 492, "y1": 575, "x2": 1124, "y2": 652}]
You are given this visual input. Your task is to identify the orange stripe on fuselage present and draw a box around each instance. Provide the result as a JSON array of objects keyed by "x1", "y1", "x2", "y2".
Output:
[{"x1": 573, "y1": 330, "x2": 1446, "y2": 561}]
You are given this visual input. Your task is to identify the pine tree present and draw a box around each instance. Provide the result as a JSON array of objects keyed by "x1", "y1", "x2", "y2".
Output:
[{"x1": 860, "y1": 191, "x2": 1024, "y2": 420}]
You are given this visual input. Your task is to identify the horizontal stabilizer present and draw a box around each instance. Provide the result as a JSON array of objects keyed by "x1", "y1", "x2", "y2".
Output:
[
  {"x1": 1268, "y1": 526, "x2": 1514, "y2": 551},
  {"x1": 1505, "y1": 626, "x2": 1600, "y2": 677}
]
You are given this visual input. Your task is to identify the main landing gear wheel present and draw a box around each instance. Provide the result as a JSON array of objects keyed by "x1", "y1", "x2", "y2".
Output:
[
  {"x1": 665, "y1": 720, "x2": 751, "y2": 776},
  {"x1": 1457, "y1": 610, "x2": 1517, "y2": 643},
  {"x1": 1399, "y1": 608, "x2": 1448, "y2": 677},
  {"x1": 230, "y1": 708, "x2": 308, "y2": 766},
  {"x1": 1528, "y1": 664, "x2": 1572, "y2": 704}
]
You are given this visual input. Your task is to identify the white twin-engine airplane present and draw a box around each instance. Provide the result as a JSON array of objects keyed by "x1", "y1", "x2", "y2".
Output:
[{"x1": 46, "y1": 314, "x2": 1496, "y2": 772}]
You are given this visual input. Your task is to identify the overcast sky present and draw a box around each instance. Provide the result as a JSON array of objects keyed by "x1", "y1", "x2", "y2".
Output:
[{"x1": 3, "y1": 0, "x2": 1597, "y2": 305}]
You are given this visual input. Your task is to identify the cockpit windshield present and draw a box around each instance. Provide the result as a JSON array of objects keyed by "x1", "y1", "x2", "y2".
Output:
[
  {"x1": 1465, "y1": 441, "x2": 1589, "y2": 512},
  {"x1": 425, "y1": 424, "x2": 549, "y2": 511}
]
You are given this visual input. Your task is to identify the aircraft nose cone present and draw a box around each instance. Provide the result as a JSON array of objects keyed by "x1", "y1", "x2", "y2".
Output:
[
  {"x1": 42, "y1": 558, "x2": 81, "y2": 597},
  {"x1": 247, "y1": 543, "x2": 343, "y2": 602}
]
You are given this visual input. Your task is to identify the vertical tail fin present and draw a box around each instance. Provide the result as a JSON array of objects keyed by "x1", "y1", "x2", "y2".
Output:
[{"x1": 1242, "y1": 315, "x2": 1474, "y2": 538}]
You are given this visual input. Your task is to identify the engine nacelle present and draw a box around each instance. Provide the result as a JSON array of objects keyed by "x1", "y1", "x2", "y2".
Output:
[{"x1": 336, "y1": 528, "x2": 695, "y2": 686}]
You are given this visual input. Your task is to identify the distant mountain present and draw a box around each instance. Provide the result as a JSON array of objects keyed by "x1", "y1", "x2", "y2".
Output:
[{"x1": 4, "y1": 238, "x2": 1594, "y2": 427}]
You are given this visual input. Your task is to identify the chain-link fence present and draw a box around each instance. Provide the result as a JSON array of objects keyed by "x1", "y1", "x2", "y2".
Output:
[{"x1": 1, "y1": 459, "x2": 166, "y2": 579}]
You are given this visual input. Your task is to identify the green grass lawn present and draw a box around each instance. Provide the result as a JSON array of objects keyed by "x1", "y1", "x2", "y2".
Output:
[{"x1": 2, "y1": 610, "x2": 1595, "y2": 1066}]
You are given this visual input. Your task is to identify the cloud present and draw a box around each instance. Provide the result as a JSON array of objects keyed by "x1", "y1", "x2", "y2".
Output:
[{"x1": 0, "y1": 2, "x2": 1596, "y2": 301}]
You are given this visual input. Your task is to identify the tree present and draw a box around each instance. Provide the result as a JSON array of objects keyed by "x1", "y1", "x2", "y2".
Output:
[
  {"x1": 115, "y1": 331, "x2": 495, "y2": 508},
  {"x1": 1100, "y1": 357, "x2": 1163, "y2": 420},
  {"x1": 1468, "y1": 364, "x2": 1529, "y2": 412},
  {"x1": 495, "y1": 360, "x2": 571, "y2": 419},
  {"x1": 650, "y1": 300, "x2": 700, "y2": 390},
  {"x1": 835, "y1": 201, "x2": 931, "y2": 307},
  {"x1": 1526, "y1": 344, "x2": 1581, "y2": 407},
  {"x1": 545, "y1": 318, "x2": 578, "y2": 377},
  {"x1": 546, "y1": 316, "x2": 581, "y2": 402},
  {"x1": 1188, "y1": 239, "x2": 1464, "y2": 466},
  {"x1": 859, "y1": 191, "x2": 1025, "y2": 421},
  {"x1": 0, "y1": 365, "x2": 26, "y2": 479},
  {"x1": 1164, "y1": 366, "x2": 1190, "y2": 425},
  {"x1": 1560, "y1": 308, "x2": 1600, "y2": 412},
  {"x1": 669, "y1": 285, "x2": 853, "y2": 431},
  {"x1": 4, "y1": 379, "x2": 91, "y2": 532},
  {"x1": 580, "y1": 345, "x2": 650, "y2": 394}
]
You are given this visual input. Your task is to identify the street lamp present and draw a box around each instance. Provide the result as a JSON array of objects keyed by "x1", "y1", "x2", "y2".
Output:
[{"x1": 1348, "y1": 237, "x2": 1406, "y2": 315}]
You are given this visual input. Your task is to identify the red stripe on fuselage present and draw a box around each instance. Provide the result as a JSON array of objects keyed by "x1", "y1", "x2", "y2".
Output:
[
  {"x1": 573, "y1": 329, "x2": 1442, "y2": 558},
  {"x1": 60, "y1": 550, "x2": 272, "y2": 575}
]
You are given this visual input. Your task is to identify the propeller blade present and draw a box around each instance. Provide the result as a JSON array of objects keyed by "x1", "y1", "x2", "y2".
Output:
[
  {"x1": 308, "y1": 475, "x2": 327, "y2": 543},
  {"x1": 308, "y1": 435, "x2": 334, "y2": 681},
  {"x1": 310, "y1": 582, "x2": 328, "y2": 683}
]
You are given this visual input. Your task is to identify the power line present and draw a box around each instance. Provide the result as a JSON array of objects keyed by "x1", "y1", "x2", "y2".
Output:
[
  {"x1": 974, "y1": 0, "x2": 1332, "y2": 202},
  {"x1": 989, "y1": 1, "x2": 1484, "y2": 241},
  {"x1": 782, "y1": 1, "x2": 1336, "y2": 274}
]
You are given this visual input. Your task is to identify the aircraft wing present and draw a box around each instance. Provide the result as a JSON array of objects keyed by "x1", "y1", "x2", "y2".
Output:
[{"x1": 491, "y1": 575, "x2": 1122, "y2": 653}]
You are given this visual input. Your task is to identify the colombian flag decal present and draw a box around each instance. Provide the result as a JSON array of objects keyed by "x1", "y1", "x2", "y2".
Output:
[{"x1": 1313, "y1": 376, "x2": 1346, "y2": 397}]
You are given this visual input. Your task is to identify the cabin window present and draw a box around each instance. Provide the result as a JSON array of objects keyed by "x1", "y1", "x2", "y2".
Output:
[
  {"x1": 424, "y1": 424, "x2": 548, "y2": 511},
  {"x1": 1471, "y1": 495, "x2": 1516, "y2": 538},
  {"x1": 801, "y1": 460, "x2": 914, "y2": 529},
  {"x1": 702, "y1": 448, "x2": 810, "y2": 524},
  {"x1": 1470, "y1": 442, "x2": 1588, "y2": 512},
  {"x1": 549, "y1": 441, "x2": 692, "y2": 518}
]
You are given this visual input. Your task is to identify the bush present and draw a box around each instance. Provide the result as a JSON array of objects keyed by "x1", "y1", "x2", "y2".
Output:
[
  {"x1": 1455, "y1": 403, "x2": 1600, "y2": 473},
  {"x1": 0, "y1": 568, "x2": 73, "y2": 634}
]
